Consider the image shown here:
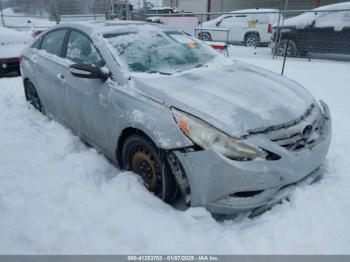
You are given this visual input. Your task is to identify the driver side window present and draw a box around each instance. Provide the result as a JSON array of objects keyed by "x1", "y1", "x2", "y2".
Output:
[{"x1": 65, "y1": 31, "x2": 104, "y2": 66}]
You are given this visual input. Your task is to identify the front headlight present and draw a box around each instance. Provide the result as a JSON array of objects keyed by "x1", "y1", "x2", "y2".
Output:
[{"x1": 173, "y1": 109, "x2": 267, "y2": 160}]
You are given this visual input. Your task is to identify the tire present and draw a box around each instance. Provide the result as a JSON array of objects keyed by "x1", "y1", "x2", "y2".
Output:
[
  {"x1": 122, "y1": 134, "x2": 177, "y2": 203},
  {"x1": 199, "y1": 32, "x2": 212, "y2": 41},
  {"x1": 276, "y1": 39, "x2": 298, "y2": 57},
  {"x1": 245, "y1": 34, "x2": 260, "y2": 47},
  {"x1": 24, "y1": 80, "x2": 44, "y2": 113}
]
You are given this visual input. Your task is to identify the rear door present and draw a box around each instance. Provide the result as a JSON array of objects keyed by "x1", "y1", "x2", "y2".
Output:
[
  {"x1": 32, "y1": 29, "x2": 69, "y2": 122},
  {"x1": 221, "y1": 15, "x2": 250, "y2": 43},
  {"x1": 62, "y1": 30, "x2": 111, "y2": 150}
]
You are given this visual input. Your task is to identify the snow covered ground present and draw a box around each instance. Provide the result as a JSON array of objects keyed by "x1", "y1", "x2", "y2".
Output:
[
  {"x1": 0, "y1": 46, "x2": 350, "y2": 254},
  {"x1": 0, "y1": 8, "x2": 56, "y2": 29}
]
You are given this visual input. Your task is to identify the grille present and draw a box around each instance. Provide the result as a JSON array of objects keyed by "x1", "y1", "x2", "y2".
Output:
[
  {"x1": 246, "y1": 103, "x2": 326, "y2": 152},
  {"x1": 266, "y1": 104, "x2": 326, "y2": 152}
]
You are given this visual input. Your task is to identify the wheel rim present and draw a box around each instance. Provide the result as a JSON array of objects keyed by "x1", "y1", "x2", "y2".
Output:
[
  {"x1": 278, "y1": 42, "x2": 294, "y2": 57},
  {"x1": 25, "y1": 84, "x2": 42, "y2": 111},
  {"x1": 129, "y1": 145, "x2": 161, "y2": 194},
  {"x1": 246, "y1": 36, "x2": 257, "y2": 47}
]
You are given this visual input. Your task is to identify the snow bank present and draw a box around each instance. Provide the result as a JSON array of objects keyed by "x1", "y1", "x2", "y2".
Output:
[{"x1": 0, "y1": 50, "x2": 350, "y2": 253}]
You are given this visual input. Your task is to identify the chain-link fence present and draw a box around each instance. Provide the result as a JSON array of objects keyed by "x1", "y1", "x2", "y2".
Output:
[
  {"x1": 145, "y1": 5, "x2": 350, "y2": 73},
  {"x1": 1, "y1": 0, "x2": 350, "y2": 71},
  {"x1": 0, "y1": 0, "x2": 110, "y2": 29}
]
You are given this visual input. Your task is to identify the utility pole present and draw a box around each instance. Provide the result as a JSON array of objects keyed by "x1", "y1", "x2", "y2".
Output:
[
  {"x1": 0, "y1": 0, "x2": 5, "y2": 27},
  {"x1": 207, "y1": 0, "x2": 211, "y2": 21}
]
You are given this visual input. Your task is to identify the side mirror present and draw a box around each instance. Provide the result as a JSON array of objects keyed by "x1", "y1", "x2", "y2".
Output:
[
  {"x1": 69, "y1": 63, "x2": 110, "y2": 82},
  {"x1": 216, "y1": 20, "x2": 222, "y2": 27}
]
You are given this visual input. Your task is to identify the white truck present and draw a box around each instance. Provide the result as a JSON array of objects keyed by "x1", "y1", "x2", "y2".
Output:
[{"x1": 199, "y1": 9, "x2": 281, "y2": 47}]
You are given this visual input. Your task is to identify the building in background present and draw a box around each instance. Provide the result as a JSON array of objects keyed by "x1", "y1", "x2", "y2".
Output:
[{"x1": 163, "y1": 0, "x2": 347, "y2": 13}]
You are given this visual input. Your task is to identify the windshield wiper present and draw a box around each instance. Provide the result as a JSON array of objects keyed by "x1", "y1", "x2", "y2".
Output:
[
  {"x1": 177, "y1": 64, "x2": 205, "y2": 73},
  {"x1": 148, "y1": 70, "x2": 172, "y2": 75}
]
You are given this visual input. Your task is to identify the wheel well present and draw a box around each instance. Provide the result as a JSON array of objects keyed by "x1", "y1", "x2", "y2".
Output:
[
  {"x1": 23, "y1": 77, "x2": 30, "y2": 86},
  {"x1": 116, "y1": 127, "x2": 155, "y2": 168},
  {"x1": 279, "y1": 36, "x2": 299, "y2": 50},
  {"x1": 199, "y1": 32, "x2": 211, "y2": 38},
  {"x1": 244, "y1": 32, "x2": 260, "y2": 41}
]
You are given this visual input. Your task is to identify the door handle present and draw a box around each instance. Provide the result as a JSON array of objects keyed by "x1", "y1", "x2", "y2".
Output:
[{"x1": 57, "y1": 73, "x2": 65, "y2": 81}]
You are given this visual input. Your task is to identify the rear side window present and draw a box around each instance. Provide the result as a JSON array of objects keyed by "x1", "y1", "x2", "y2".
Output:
[
  {"x1": 65, "y1": 31, "x2": 103, "y2": 66},
  {"x1": 41, "y1": 30, "x2": 67, "y2": 57},
  {"x1": 31, "y1": 38, "x2": 42, "y2": 49}
]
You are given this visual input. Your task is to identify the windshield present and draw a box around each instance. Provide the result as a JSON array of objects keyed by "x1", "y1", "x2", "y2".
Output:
[{"x1": 104, "y1": 26, "x2": 215, "y2": 74}]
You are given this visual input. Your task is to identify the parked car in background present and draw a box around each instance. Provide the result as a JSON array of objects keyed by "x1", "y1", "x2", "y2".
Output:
[
  {"x1": 199, "y1": 9, "x2": 280, "y2": 47},
  {"x1": 0, "y1": 26, "x2": 32, "y2": 76},
  {"x1": 273, "y1": 2, "x2": 350, "y2": 57},
  {"x1": 21, "y1": 21, "x2": 331, "y2": 216},
  {"x1": 146, "y1": 6, "x2": 179, "y2": 23}
]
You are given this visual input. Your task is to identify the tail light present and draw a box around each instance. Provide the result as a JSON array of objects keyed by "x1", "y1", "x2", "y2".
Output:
[{"x1": 268, "y1": 24, "x2": 273, "y2": 34}]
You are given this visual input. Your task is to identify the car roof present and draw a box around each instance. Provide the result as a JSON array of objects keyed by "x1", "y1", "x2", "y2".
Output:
[
  {"x1": 53, "y1": 20, "x2": 171, "y2": 35},
  {"x1": 312, "y1": 1, "x2": 350, "y2": 11}
]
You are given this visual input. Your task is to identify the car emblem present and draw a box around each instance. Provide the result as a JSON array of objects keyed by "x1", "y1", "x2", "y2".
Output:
[{"x1": 302, "y1": 125, "x2": 313, "y2": 140}]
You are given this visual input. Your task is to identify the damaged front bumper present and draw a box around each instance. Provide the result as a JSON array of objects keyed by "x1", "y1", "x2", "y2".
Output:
[{"x1": 173, "y1": 102, "x2": 332, "y2": 215}]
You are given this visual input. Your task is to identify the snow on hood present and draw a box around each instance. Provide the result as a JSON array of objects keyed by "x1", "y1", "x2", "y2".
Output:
[
  {"x1": 132, "y1": 61, "x2": 314, "y2": 138},
  {"x1": 283, "y1": 2, "x2": 350, "y2": 31}
]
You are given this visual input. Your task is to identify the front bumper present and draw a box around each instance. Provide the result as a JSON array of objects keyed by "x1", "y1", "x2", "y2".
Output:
[{"x1": 174, "y1": 104, "x2": 332, "y2": 215}]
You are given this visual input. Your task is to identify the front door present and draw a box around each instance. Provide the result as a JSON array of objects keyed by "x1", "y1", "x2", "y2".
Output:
[{"x1": 62, "y1": 30, "x2": 112, "y2": 151}]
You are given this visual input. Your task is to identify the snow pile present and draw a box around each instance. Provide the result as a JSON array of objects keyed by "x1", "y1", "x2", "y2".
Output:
[{"x1": 0, "y1": 51, "x2": 350, "y2": 253}]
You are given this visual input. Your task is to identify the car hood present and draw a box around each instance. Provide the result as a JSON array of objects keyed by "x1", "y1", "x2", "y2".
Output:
[{"x1": 132, "y1": 62, "x2": 315, "y2": 138}]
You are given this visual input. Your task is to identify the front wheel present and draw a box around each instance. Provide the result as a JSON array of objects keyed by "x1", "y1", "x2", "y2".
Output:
[{"x1": 122, "y1": 134, "x2": 177, "y2": 203}]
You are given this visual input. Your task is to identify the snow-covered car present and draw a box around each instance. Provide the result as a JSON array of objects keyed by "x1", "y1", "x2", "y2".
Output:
[
  {"x1": 199, "y1": 9, "x2": 280, "y2": 47},
  {"x1": 0, "y1": 26, "x2": 31, "y2": 75},
  {"x1": 273, "y1": 2, "x2": 350, "y2": 57},
  {"x1": 20, "y1": 21, "x2": 331, "y2": 215}
]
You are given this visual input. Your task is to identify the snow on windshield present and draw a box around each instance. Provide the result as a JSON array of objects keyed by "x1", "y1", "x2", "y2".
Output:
[{"x1": 103, "y1": 25, "x2": 214, "y2": 74}]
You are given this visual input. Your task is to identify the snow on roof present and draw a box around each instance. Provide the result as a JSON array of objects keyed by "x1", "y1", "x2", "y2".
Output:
[
  {"x1": 62, "y1": 20, "x2": 167, "y2": 35},
  {"x1": 230, "y1": 8, "x2": 280, "y2": 14},
  {"x1": 283, "y1": 2, "x2": 350, "y2": 30},
  {"x1": 0, "y1": 26, "x2": 31, "y2": 40},
  {"x1": 150, "y1": 6, "x2": 174, "y2": 11}
]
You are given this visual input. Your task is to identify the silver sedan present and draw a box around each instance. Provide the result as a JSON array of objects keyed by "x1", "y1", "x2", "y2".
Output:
[{"x1": 20, "y1": 21, "x2": 331, "y2": 215}]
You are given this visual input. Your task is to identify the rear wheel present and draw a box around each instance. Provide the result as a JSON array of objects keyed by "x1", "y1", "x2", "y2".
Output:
[
  {"x1": 122, "y1": 134, "x2": 177, "y2": 203},
  {"x1": 245, "y1": 34, "x2": 260, "y2": 47},
  {"x1": 276, "y1": 39, "x2": 298, "y2": 57},
  {"x1": 24, "y1": 81, "x2": 44, "y2": 113}
]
